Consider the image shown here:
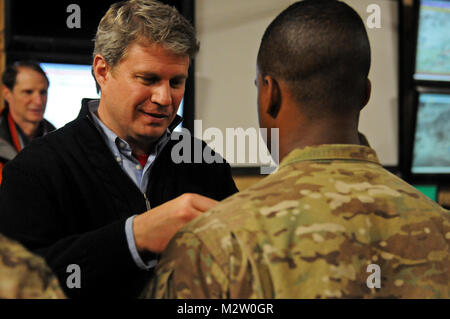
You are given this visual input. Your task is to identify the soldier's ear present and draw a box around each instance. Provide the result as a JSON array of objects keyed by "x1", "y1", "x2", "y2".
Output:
[
  {"x1": 361, "y1": 79, "x2": 371, "y2": 110},
  {"x1": 265, "y1": 76, "x2": 281, "y2": 119}
]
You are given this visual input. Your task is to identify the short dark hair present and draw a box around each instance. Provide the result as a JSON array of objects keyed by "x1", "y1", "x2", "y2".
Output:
[
  {"x1": 257, "y1": 0, "x2": 371, "y2": 115},
  {"x1": 2, "y1": 61, "x2": 49, "y2": 90}
]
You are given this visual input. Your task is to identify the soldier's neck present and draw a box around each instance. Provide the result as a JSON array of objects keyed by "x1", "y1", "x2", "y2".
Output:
[{"x1": 279, "y1": 119, "x2": 360, "y2": 161}]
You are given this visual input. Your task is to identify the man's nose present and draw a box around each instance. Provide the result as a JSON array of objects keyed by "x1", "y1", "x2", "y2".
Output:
[
  {"x1": 32, "y1": 92, "x2": 46, "y2": 107},
  {"x1": 151, "y1": 83, "x2": 172, "y2": 107}
]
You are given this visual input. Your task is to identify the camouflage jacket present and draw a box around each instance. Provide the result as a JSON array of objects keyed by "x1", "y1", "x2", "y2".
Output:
[
  {"x1": 0, "y1": 234, "x2": 65, "y2": 298},
  {"x1": 145, "y1": 145, "x2": 449, "y2": 299}
]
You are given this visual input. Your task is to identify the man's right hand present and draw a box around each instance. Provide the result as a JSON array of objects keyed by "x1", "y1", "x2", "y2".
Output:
[{"x1": 133, "y1": 193, "x2": 218, "y2": 254}]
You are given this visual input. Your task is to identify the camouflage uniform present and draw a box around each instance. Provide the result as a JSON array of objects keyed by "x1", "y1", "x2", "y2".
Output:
[
  {"x1": 145, "y1": 145, "x2": 450, "y2": 299},
  {"x1": 0, "y1": 233, "x2": 65, "y2": 299}
]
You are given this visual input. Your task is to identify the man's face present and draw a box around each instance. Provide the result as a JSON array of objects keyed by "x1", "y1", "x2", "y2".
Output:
[
  {"x1": 98, "y1": 41, "x2": 190, "y2": 145},
  {"x1": 3, "y1": 67, "x2": 48, "y2": 125}
]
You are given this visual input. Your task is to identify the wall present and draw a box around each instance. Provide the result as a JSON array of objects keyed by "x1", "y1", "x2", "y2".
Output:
[
  {"x1": 195, "y1": 0, "x2": 400, "y2": 167},
  {"x1": 348, "y1": 0, "x2": 399, "y2": 166}
]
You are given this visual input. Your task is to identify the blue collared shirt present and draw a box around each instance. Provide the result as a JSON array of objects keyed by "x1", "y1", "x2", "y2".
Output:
[{"x1": 89, "y1": 101, "x2": 171, "y2": 270}]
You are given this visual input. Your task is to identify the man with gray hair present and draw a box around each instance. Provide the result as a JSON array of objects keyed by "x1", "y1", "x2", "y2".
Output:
[{"x1": 0, "y1": 0, "x2": 237, "y2": 298}]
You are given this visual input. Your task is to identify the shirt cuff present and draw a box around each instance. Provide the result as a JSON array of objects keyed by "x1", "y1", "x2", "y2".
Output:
[{"x1": 125, "y1": 215, "x2": 158, "y2": 270}]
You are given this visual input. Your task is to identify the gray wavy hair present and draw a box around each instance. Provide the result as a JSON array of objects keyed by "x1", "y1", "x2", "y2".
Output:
[{"x1": 93, "y1": 0, "x2": 200, "y2": 67}]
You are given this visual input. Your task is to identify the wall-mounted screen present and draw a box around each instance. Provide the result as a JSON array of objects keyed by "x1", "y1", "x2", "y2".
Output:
[
  {"x1": 40, "y1": 63, "x2": 99, "y2": 129},
  {"x1": 412, "y1": 91, "x2": 450, "y2": 174},
  {"x1": 414, "y1": 0, "x2": 450, "y2": 82}
]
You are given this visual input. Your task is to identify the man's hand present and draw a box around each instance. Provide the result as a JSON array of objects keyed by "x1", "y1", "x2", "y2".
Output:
[{"x1": 133, "y1": 193, "x2": 218, "y2": 254}]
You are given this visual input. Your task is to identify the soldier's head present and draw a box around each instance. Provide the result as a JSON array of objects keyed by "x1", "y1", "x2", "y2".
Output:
[
  {"x1": 256, "y1": 0, "x2": 371, "y2": 151},
  {"x1": 92, "y1": 0, "x2": 199, "y2": 149},
  {"x1": 1, "y1": 61, "x2": 49, "y2": 126}
]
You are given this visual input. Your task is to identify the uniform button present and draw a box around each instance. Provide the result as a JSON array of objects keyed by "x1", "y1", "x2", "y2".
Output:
[
  {"x1": 116, "y1": 157, "x2": 122, "y2": 162},
  {"x1": 136, "y1": 165, "x2": 142, "y2": 170},
  {"x1": 120, "y1": 142, "x2": 126, "y2": 148}
]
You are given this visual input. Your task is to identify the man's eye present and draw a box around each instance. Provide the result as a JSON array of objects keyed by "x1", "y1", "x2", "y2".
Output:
[
  {"x1": 139, "y1": 77, "x2": 158, "y2": 84},
  {"x1": 170, "y1": 79, "x2": 185, "y2": 88},
  {"x1": 24, "y1": 90, "x2": 33, "y2": 95}
]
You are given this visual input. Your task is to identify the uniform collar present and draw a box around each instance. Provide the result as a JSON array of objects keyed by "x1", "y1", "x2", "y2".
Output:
[{"x1": 279, "y1": 144, "x2": 381, "y2": 170}]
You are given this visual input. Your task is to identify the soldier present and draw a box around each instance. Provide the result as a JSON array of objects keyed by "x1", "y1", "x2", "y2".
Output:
[
  {"x1": 144, "y1": 0, "x2": 449, "y2": 298},
  {"x1": 0, "y1": 234, "x2": 65, "y2": 299}
]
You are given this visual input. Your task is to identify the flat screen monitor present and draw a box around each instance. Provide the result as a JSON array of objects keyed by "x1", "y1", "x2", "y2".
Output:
[
  {"x1": 411, "y1": 91, "x2": 450, "y2": 176},
  {"x1": 40, "y1": 62, "x2": 99, "y2": 129},
  {"x1": 414, "y1": 0, "x2": 450, "y2": 82},
  {"x1": 40, "y1": 62, "x2": 184, "y2": 131}
]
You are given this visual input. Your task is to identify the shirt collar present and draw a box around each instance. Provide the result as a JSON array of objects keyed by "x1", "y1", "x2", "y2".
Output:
[{"x1": 279, "y1": 144, "x2": 381, "y2": 170}]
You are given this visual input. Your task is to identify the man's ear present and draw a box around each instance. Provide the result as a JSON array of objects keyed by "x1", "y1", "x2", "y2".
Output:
[
  {"x1": 361, "y1": 79, "x2": 371, "y2": 109},
  {"x1": 92, "y1": 55, "x2": 109, "y2": 89},
  {"x1": 1, "y1": 85, "x2": 12, "y2": 104},
  {"x1": 265, "y1": 75, "x2": 282, "y2": 119}
]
